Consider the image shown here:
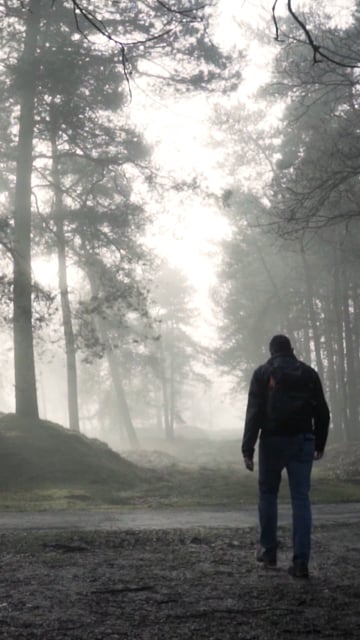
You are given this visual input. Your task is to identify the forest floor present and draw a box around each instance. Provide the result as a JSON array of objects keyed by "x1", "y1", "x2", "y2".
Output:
[
  {"x1": 0, "y1": 415, "x2": 360, "y2": 638},
  {"x1": 0, "y1": 520, "x2": 359, "y2": 639}
]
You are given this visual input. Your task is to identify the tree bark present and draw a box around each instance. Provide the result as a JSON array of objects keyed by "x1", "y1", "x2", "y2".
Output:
[
  {"x1": 253, "y1": 240, "x2": 297, "y2": 346},
  {"x1": 352, "y1": 282, "x2": 360, "y2": 415},
  {"x1": 50, "y1": 126, "x2": 80, "y2": 432},
  {"x1": 158, "y1": 340, "x2": 173, "y2": 442},
  {"x1": 300, "y1": 249, "x2": 324, "y2": 381},
  {"x1": 156, "y1": 392, "x2": 163, "y2": 432},
  {"x1": 13, "y1": 0, "x2": 42, "y2": 417},
  {"x1": 168, "y1": 322, "x2": 176, "y2": 437},
  {"x1": 300, "y1": 307, "x2": 312, "y2": 364},
  {"x1": 322, "y1": 287, "x2": 340, "y2": 442},
  {"x1": 340, "y1": 266, "x2": 358, "y2": 440},
  {"x1": 333, "y1": 257, "x2": 350, "y2": 441},
  {"x1": 105, "y1": 344, "x2": 139, "y2": 448},
  {"x1": 87, "y1": 265, "x2": 139, "y2": 447}
]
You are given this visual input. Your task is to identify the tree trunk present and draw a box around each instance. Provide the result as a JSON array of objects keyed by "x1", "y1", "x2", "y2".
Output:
[
  {"x1": 159, "y1": 340, "x2": 174, "y2": 442},
  {"x1": 322, "y1": 288, "x2": 340, "y2": 442},
  {"x1": 300, "y1": 308, "x2": 312, "y2": 364},
  {"x1": 341, "y1": 266, "x2": 358, "y2": 440},
  {"x1": 156, "y1": 392, "x2": 163, "y2": 432},
  {"x1": 168, "y1": 323, "x2": 176, "y2": 437},
  {"x1": 50, "y1": 127, "x2": 80, "y2": 432},
  {"x1": 333, "y1": 257, "x2": 350, "y2": 441},
  {"x1": 253, "y1": 240, "x2": 297, "y2": 345},
  {"x1": 352, "y1": 282, "x2": 360, "y2": 423},
  {"x1": 300, "y1": 250, "x2": 324, "y2": 381},
  {"x1": 13, "y1": 0, "x2": 42, "y2": 417},
  {"x1": 87, "y1": 266, "x2": 139, "y2": 447},
  {"x1": 169, "y1": 358, "x2": 175, "y2": 436},
  {"x1": 105, "y1": 345, "x2": 139, "y2": 448}
]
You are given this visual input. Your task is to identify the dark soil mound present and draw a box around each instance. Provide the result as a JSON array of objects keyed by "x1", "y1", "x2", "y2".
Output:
[{"x1": 0, "y1": 414, "x2": 150, "y2": 491}]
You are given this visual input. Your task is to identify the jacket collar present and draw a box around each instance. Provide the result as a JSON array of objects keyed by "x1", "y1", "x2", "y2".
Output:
[{"x1": 268, "y1": 353, "x2": 297, "y2": 366}]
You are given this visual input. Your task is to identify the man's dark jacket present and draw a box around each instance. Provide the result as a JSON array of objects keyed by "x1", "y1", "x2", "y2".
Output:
[{"x1": 241, "y1": 353, "x2": 330, "y2": 460}]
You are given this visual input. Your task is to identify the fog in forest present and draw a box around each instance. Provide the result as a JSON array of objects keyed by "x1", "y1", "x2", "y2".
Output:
[{"x1": 0, "y1": 0, "x2": 359, "y2": 460}]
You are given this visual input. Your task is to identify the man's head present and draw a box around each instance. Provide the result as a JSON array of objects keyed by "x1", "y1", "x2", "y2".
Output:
[{"x1": 269, "y1": 334, "x2": 293, "y2": 356}]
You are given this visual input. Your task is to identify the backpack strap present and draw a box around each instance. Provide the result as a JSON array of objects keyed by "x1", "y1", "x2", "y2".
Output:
[{"x1": 268, "y1": 374, "x2": 276, "y2": 390}]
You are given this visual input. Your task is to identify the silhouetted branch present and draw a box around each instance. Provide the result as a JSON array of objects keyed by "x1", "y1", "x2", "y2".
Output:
[
  {"x1": 68, "y1": 1, "x2": 209, "y2": 96},
  {"x1": 156, "y1": 0, "x2": 206, "y2": 19},
  {"x1": 273, "y1": 0, "x2": 360, "y2": 69},
  {"x1": 272, "y1": 0, "x2": 281, "y2": 42},
  {"x1": 71, "y1": 1, "x2": 133, "y2": 95}
]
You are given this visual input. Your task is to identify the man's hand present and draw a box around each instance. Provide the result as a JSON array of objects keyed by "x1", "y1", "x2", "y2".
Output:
[
  {"x1": 244, "y1": 457, "x2": 254, "y2": 471},
  {"x1": 314, "y1": 450, "x2": 323, "y2": 461}
]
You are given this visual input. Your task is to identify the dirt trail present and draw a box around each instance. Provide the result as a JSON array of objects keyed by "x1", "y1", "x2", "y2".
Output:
[
  {"x1": 0, "y1": 506, "x2": 359, "y2": 639},
  {"x1": 0, "y1": 502, "x2": 359, "y2": 530}
]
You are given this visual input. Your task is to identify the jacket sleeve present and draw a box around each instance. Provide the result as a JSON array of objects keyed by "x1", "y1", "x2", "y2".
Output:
[
  {"x1": 241, "y1": 367, "x2": 266, "y2": 459},
  {"x1": 311, "y1": 372, "x2": 330, "y2": 453}
]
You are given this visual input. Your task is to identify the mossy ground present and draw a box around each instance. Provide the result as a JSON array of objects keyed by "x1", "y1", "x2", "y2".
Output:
[
  {"x1": 0, "y1": 414, "x2": 359, "y2": 510},
  {"x1": 0, "y1": 416, "x2": 359, "y2": 638}
]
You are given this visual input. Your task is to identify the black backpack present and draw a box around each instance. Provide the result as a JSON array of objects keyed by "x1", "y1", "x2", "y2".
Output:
[{"x1": 266, "y1": 360, "x2": 313, "y2": 430}]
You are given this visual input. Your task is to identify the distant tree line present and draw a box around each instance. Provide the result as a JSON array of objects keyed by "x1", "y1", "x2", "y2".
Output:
[
  {"x1": 0, "y1": 0, "x2": 230, "y2": 446},
  {"x1": 213, "y1": 2, "x2": 360, "y2": 444},
  {"x1": 7, "y1": 0, "x2": 359, "y2": 449}
]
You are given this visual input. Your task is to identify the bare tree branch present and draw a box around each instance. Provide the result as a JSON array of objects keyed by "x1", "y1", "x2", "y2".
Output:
[
  {"x1": 70, "y1": 0, "x2": 134, "y2": 95},
  {"x1": 273, "y1": 0, "x2": 360, "y2": 69},
  {"x1": 156, "y1": 0, "x2": 206, "y2": 19},
  {"x1": 66, "y1": 1, "x2": 211, "y2": 97},
  {"x1": 272, "y1": 0, "x2": 282, "y2": 42}
]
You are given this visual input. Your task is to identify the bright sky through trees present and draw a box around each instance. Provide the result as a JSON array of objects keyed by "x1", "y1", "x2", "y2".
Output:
[
  {"x1": 9, "y1": 0, "x2": 359, "y2": 436},
  {"x1": 32, "y1": 0, "x2": 357, "y2": 324},
  {"x1": 130, "y1": 0, "x2": 356, "y2": 319}
]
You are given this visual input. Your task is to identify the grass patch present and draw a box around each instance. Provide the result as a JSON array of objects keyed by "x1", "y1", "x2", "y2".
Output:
[
  {"x1": 311, "y1": 476, "x2": 360, "y2": 503},
  {"x1": 1, "y1": 469, "x2": 359, "y2": 511},
  {"x1": 0, "y1": 414, "x2": 360, "y2": 510}
]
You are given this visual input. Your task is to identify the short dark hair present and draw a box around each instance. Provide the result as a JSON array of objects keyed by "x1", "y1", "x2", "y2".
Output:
[{"x1": 269, "y1": 334, "x2": 293, "y2": 356}]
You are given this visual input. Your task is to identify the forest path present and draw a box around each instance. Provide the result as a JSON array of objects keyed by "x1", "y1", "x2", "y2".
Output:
[{"x1": 0, "y1": 502, "x2": 359, "y2": 530}]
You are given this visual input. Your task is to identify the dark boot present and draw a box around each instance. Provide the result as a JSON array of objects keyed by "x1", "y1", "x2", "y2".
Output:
[
  {"x1": 256, "y1": 547, "x2": 277, "y2": 568},
  {"x1": 288, "y1": 560, "x2": 309, "y2": 578}
]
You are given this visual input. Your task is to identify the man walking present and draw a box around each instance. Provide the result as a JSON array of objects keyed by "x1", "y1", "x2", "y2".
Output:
[{"x1": 241, "y1": 334, "x2": 330, "y2": 578}]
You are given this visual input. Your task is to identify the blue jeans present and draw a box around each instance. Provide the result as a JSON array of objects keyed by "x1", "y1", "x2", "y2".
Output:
[{"x1": 258, "y1": 434, "x2": 315, "y2": 564}]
